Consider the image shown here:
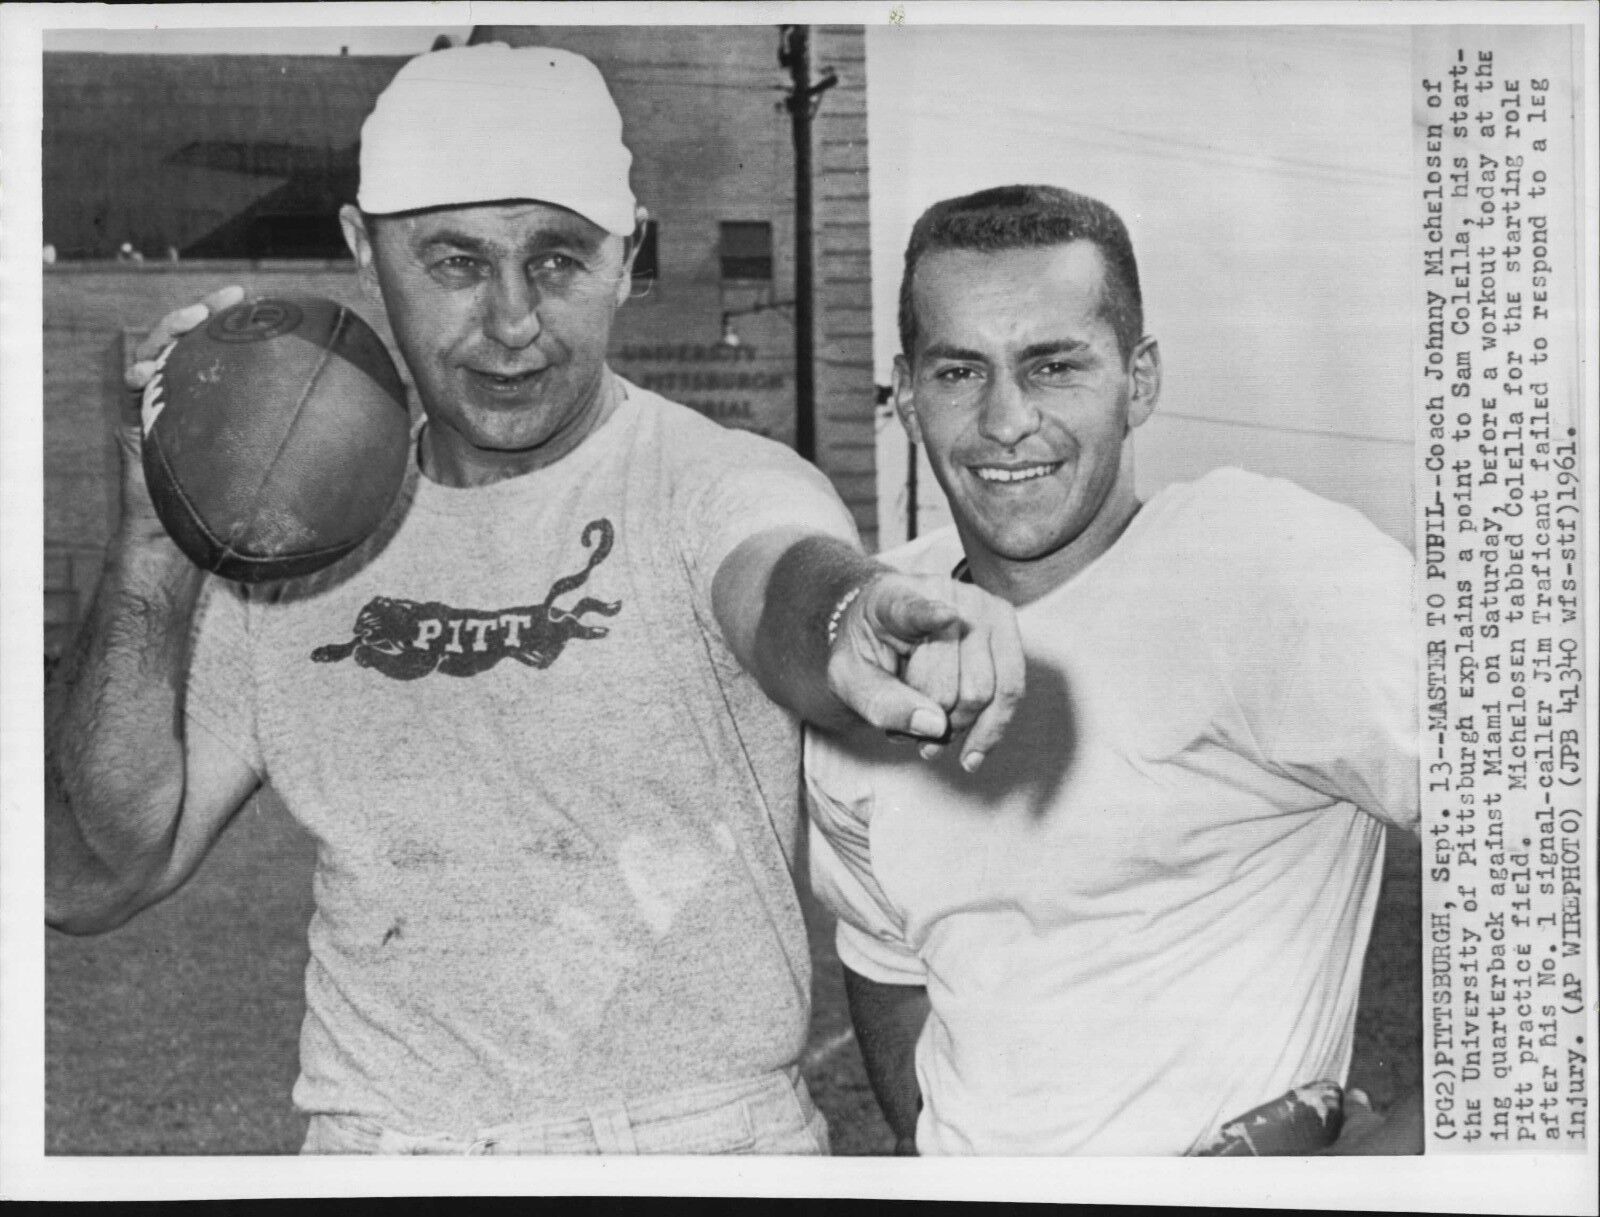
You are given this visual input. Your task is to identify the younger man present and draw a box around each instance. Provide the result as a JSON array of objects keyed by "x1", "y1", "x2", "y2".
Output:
[{"x1": 808, "y1": 185, "x2": 1420, "y2": 1155}]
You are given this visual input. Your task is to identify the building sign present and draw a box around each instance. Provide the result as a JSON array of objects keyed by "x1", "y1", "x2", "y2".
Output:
[{"x1": 612, "y1": 342, "x2": 792, "y2": 443}]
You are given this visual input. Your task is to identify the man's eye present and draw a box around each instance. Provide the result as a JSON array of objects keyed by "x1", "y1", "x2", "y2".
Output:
[
  {"x1": 1037, "y1": 361, "x2": 1078, "y2": 378},
  {"x1": 533, "y1": 253, "x2": 582, "y2": 275},
  {"x1": 934, "y1": 366, "x2": 977, "y2": 384},
  {"x1": 430, "y1": 255, "x2": 482, "y2": 279}
]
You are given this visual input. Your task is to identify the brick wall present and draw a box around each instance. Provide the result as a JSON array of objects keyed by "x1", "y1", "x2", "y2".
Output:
[{"x1": 810, "y1": 26, "x2": 878, "y2": 550}]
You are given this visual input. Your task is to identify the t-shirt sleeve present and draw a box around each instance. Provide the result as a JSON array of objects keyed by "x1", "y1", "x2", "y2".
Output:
[
  {"x1": 1253, "y1": 493, "x2": 1419, "y2": 834},
  {"x1": 833, "y1": 896, "x2": 928, "y2": 987},
  {"x1": 806, "y1": 746, "x2": 927, "y2": 987},
  {"x1": 184, "y1": 577, "x2": 265, "y2": 778},
  {"x1": 677, "y1": 425, "x2": 859, "y2": 615}
]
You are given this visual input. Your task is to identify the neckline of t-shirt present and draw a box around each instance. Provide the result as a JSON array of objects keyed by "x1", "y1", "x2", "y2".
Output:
[
  {"x1": 402, "y1": 376, "x2": 640, "y2": 517},
  {"x1": 1007, "y1": 482, "x2": 1179, "y2": 618}
]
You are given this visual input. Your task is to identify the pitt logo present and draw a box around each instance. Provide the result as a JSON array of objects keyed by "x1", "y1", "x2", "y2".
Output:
[{"x1": 311, "y1": 519, "x2": 621, "y2": 680}]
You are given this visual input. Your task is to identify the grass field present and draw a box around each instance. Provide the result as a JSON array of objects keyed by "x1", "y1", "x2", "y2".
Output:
[{"x1": 46, "y1": 789, "x2": 1418, "y2": 1156}]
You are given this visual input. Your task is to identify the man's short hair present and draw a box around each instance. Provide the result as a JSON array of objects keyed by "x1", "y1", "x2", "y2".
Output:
[{"x1": 898, "y1": 184, "x2": 1144, "y2": 361}]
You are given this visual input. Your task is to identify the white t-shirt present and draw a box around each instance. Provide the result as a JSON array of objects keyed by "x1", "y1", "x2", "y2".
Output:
[
  {"x1": 807, "y1": 468, "x2": 1418, "y2": 1155},
  {"x1": 187, "y1": 379, "x2": 857, "y2": 1134}
]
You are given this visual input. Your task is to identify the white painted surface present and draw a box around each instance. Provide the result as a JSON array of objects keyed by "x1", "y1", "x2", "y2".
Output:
[{"x1": 868, "y1": 25, "x2": 1415, "y2": 550}]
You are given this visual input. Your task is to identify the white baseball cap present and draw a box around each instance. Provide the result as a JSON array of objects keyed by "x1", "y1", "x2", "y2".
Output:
[{"x1": 357, "y1": 43, "x2": 638, "y2": 235}]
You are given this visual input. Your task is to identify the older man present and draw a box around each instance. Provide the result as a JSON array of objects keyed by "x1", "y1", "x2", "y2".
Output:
[
  {"x1": 808, "y1": 184, "x2": 1421, "y2": 1156},
  {"x1": 46, "y1": 45, "x2": 1022, "y2": 1156}
]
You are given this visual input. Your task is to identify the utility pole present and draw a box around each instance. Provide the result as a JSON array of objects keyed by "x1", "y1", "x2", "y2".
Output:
[{"x1": 779, "y1": 26, "x2": 836, "y2": 463}]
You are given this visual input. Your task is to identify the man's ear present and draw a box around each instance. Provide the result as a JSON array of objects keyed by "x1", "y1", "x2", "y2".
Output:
[
  {"x1": 615, "y1": 206, "x2": 649, "y2": 307},
  {"x1": 891, "y1": 354, "x2": 923, "y2": 445},
  {"x1": 1126, "y1": 335, "x2": 1162, "y2": 430},
  {"x1": 339, "y1": 204, "x2": 383, "y2": 306}
]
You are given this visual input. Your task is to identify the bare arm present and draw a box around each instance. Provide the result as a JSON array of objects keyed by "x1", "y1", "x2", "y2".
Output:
[
  {"x1": 844, "y1": 965, "x2": 930, "y2": 1154},
  {"x1": 46, "y1": 286, "x2": 262, "y2": 934},
  {"x1": 713, "y1": 529, "x2": 1025, "y2": 770}
]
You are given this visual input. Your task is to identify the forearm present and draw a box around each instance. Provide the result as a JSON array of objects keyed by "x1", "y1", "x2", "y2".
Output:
[
  {"x1": 721, "y1": 530, "x2": 884, "y2": 731},
  {"x1": 844, "y1": 965, "x2": 930, "y2": 1151},
  {"x1": 758, "y1": 535, "x2": 890, "y2": 728},
  {"x1": 46, "y1": 533, "x2": 208, "y2": 931},
  {"x1": 715, "y1": 528, "x2": 1023, "y2": 762}
]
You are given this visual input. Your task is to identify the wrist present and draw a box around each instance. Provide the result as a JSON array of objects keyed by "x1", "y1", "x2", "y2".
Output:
[
  {"x1": 825, "y1": 584, "x2": 865, "y2": 649},
  {"x1": 824, "y1": 569, "x2": 884, "y2": 650},
  {"x1": 105, "y1": 525, "x2": 205, "y2": 591}
]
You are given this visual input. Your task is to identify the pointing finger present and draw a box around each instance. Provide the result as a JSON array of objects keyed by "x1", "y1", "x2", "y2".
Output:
[
  {"x1": 947, "y1": 625, "x2": 997, "y2": 735},
  {"x1": 957, "y1": 612, "x2": 1027, "y2": 773},
  {"x1": 869, "y1": 586, "x2": 961, "y2": 650}
]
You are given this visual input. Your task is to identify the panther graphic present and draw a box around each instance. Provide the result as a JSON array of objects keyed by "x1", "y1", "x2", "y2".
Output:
[{"x1": 310, "y1": 519, "x2": 621, "y2": 680}]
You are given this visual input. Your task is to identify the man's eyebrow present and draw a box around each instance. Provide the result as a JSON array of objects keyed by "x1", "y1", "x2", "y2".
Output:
[
  {"x1": 524, "y1": 225, "x2": 606, "y2": 255},
  {"x1": 414, "y1": 229, "x2": 486, "y2": 254},
  {"x1": 919, "y1": 342, "x2": 989, "y2": 363},
  {"x1": 920, "y1": 338, "x2": 1094, "y2": 364},
  {"x1": 413, "y1": 227, "x2": 606, "y2": 257},
  {"x1": 1017, "y1": 339, "x2": 1093, "y2": 362}
]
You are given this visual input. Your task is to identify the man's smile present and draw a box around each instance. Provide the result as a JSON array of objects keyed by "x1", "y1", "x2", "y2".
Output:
[{"x1": 970, "y1": 460, "x2": 1064, "y2": 485}]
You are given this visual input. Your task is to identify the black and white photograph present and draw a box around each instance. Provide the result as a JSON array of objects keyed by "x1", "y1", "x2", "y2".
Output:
[{"x1": 1, "y1": 2, "x2": 1594, "y2": 1209}]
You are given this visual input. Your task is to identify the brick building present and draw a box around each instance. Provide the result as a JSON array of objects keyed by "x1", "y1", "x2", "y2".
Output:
[{"x1": 42, "y1": 27, "x2": 876, "y2": 657}]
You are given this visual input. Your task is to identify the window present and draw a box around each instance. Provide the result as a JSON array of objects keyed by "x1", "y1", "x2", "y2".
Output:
[{"x1": 720, "y1": 221, "x2": 773, "y2": 281}]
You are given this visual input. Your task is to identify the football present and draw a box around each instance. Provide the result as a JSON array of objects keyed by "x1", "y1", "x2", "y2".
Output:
[{"x1": 140, "y1": 295, "x2": 411, "y2": 583}]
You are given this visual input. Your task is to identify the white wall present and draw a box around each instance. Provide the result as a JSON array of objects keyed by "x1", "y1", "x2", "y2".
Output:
[{"x1": 867, "y1": 25, "x2": 1415, "y2": 551}]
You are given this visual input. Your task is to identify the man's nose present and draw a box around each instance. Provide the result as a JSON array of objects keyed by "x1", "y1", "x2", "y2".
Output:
[
  {"x1": 483, "y1": 272, "x2": 543, "y2": 349},
  {"x1": 978, "y1": 376, "x2": 1042, "y2": 448}
]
